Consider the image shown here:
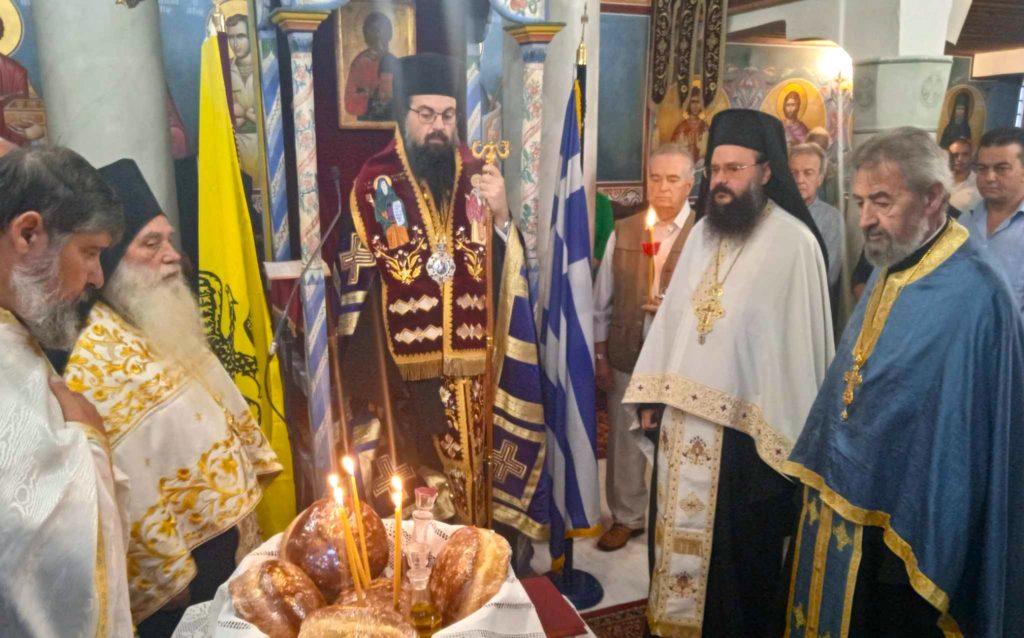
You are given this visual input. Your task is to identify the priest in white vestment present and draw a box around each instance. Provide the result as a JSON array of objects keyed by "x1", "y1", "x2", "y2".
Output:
[
  {"x1": 0, "y1": 146, "x2": 133, "y2": 637},
  {"x1": 624, "y1": 110, "x2": 834, "y2": 638},
  {"x1": 64, "y1": 159, "x2": 281, "y2": 636}
]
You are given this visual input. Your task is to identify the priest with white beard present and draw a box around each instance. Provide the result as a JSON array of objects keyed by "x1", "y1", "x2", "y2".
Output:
[
  {"x1": 0, "y1": 146, "x2": 133, "y2": 637},
  {"x1": 624, "y1": 109, "x2": 834, "y2": 637},
  {"x1": 64, "y1": 159, "x2": 281, "y2": 637}
]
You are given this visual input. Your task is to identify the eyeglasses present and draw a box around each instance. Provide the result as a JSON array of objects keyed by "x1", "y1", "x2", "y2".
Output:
[
  {"x1": 409, "y1": 106, "x2": 457, "y2": 125},
  {"x1": 973, "y1": 162, "x2": 1016, "y2": 177},
  {"x1": 702, "y1": 161, "x2": 765, "y2": 179}
]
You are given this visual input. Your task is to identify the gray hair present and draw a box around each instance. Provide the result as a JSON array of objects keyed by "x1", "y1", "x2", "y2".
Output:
[
  {"x1": 789, "y1": 142, "x2": 828, "y2": 176},
  {"x1": 648, "y1": 142, "x2": 694, "y2": 174},
  {"x1": 0, "y1": 146, "x2": 123, "y2": 246},
  {"x1": 850, "y1": 127, "x2": 953, "y2": 198}
]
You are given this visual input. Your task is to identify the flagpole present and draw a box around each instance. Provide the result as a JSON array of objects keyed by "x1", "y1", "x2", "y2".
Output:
[
  {"x1": 369, "y1": 281, "x2": 399, "y2": 469},
  {"x1": 326, "y1": 270, "x2": 351, "y2": 457},
  {"x1": 471, "y1": 140, "x2": 510, "y2": 528}
]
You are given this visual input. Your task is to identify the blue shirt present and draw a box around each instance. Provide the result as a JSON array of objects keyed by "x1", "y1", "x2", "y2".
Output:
[{"x1": 961, "y1": 201, "x2": 1024, "y2": 314}]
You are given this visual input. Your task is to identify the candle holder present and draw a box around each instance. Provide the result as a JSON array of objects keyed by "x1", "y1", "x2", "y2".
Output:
[{"x1": 641, "y1": 241, "x2": 661, "y2": 257}]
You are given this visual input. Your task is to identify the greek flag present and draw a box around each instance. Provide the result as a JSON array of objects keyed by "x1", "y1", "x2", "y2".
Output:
[{"x1": 538, "y1": 91, "x2": 601, "y2": 568}]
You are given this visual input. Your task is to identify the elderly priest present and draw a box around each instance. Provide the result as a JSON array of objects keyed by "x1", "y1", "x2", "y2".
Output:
[
  {"x1": 784, "y1": 127, "x2": 1024, "y2": 638},
  {"x1": 64, "y1": 159, "x2": 281, "y2": 637},
  {"x1": 0, "y1": 146, "x2": 133, "y2": 636},
  {"x1": 625, "y1": 109, "x2": 834, "y2": 637}
]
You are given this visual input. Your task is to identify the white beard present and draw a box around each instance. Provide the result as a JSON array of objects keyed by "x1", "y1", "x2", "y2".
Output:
[
  {"x1": 864, "y1": 212, "x2": 932, "y2": 269},
  {"x1": 104, "y1": 261, "x2": 213, "y2": 379},
  {"x1": 10, "y1": 247, "x2": 85, "y2": 350}
]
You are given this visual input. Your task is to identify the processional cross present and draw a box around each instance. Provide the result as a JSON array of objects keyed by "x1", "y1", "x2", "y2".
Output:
[{"x1": 468, "y1": 138, "x2": 510, "y2": 527}]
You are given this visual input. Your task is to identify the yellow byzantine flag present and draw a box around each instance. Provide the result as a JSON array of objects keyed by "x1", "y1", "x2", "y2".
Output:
[{"x1": 197, "y1": 34, "x2": 295, "y2": 534}]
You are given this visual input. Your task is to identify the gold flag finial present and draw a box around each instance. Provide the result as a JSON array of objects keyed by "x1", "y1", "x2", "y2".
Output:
[{"x1": 576, "y1": 6, "x2": 588, "y2": 67}]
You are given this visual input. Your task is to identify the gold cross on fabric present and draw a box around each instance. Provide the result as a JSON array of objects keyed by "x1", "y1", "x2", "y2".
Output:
[
  {"x1": 694, "y1": 294, "x2": 724, "y2": 344},
  {"x1": 491, "y1": 440, "x2": 528, "y2": 483},
  {"x1": 339, "y1": 233, "x2": 375, "y2": 285},
  {"x1": 372, "y1": 454, "x2": 416, "y2": 498},
  {"x1": 841, "y1": 356, "x2": 864, "y2": 420}
]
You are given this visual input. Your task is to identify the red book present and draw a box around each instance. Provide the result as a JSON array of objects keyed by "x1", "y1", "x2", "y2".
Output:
[{"x1": 521, "y1": 575, "x2": 589, "y2": 638}]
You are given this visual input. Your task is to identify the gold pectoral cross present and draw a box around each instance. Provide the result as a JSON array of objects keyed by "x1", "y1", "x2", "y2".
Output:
[
  {"x1": 694, "y1": 286, "x2": 725, "y2": 344},
  {"x1": 840, "y1": 355, "x2": 864, "y2": 421}
]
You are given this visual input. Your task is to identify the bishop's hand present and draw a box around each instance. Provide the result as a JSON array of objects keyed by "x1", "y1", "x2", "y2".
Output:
[
  {"x1": 478, "y1": 163, "x2": 510, "y2": 229},
  {"x1": 49, "y1": 377, "x2": 106, "y2": 439}
]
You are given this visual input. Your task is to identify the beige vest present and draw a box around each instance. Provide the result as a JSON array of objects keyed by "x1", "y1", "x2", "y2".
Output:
[{"x1": 608, "y1": 210, "x2": 693, "y2": 372}]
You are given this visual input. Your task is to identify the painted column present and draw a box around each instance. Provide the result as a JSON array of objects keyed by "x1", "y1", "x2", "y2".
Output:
[
  {"x1": 505, "y1": 23, "x2": 564, "y2": 290},
  {"x1": 32, "y1": 0, "x2": 178, "y2": 227},
  {"x1": 255, "y1": 1, "x2": 291, "y2": 262},
  {"x1": 467, "y1": 41, "x2": 484, "y2": 146},
  {"x1": 272, "y1": 8, "x2": 336, "y2": 486}
]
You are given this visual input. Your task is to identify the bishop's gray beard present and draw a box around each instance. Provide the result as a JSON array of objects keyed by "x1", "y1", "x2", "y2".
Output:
[
  {"x1": 406, "y1": 134, "x2": 456, "y2": 208},
  {"x1": 104, "y1": 261, "x2": 213, "y2": 377},
  {"x1": 863, "y1": 212, "x2": 932, "y2": 269},
  {"x1": 10, "y1": 245, "x2": 86, "y2": 350},
  {"x1": 704, "y1": 181, "x2": 768, "y2": 242}
]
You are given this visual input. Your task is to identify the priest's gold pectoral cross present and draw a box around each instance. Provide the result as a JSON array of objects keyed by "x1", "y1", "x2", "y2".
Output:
[
  {"x1": 841, "y1": 355, "x2": 864, "y2": 421},
  {"x1": 694, "y1": 287, "x2": 725, "y2": 345}
]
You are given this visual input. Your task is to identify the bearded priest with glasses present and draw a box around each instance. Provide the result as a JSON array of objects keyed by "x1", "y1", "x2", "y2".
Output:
[
  {"x1": 337, "y1": 53, "x2": 548, "y2": 573},
  {"x1": 624, "y1": 109, "x2": 834, "y2": 637}
]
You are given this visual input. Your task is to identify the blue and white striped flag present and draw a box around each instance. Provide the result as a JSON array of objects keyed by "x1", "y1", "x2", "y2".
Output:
[{"x1": 538, "y1": 91, "x2": 601, "y2": 568}]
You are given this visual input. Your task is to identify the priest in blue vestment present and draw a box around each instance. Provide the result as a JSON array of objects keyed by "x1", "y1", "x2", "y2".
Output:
[{"x1": 784, "y1": 126, "x2": 1024, "y2": 638}]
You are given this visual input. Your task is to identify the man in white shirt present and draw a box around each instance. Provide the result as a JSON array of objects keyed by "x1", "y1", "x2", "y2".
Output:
[
  {"x1": 593, "y1": 143, "x2": 695, "y2": 551},
  {"x1": 948, "y1": 137, "x2": 981, "y2": 213}
]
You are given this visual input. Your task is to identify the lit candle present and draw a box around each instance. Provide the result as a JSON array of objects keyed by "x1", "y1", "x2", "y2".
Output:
[
  {"x1": 342, "y1": 456, "x2": 372, "y2": 579},
  {"x1": 391, "y1": 475, "x2": 403, "y2": 609},
  {"x1": 645, "y1": 207, "x2": 657, "y2": 302},
  {"x1": 333, "y1": 485, "x2": 365, "y2": 600}
]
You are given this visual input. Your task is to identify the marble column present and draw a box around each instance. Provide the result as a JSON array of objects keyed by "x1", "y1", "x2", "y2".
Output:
[
  {"x1": 255, "y1": 1, "x2": 292, "y2": 262},
  {"x1": 505, "y1": 23, "x2": 564, "y2": 290},
  {"x1": 272, "y1": 7, "x2": 336, "y2": 487},
  {"x1": 32, "y1": 0, "x2": 178, "y2": 227}
]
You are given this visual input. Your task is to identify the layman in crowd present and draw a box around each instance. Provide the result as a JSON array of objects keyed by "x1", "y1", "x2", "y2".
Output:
[
  {"x1": 593, "y1": 143, "x2": 695, "y2": 551},
  {"x1": 625, "y1": 110, "x2": 833, "y2": 637},
  {"x1": 63, "y1": 159, "x2": 282, "y2": 638},
  {"x1": 0, "y1": 146, "x2": 133, "y2": 636},
  {"x1": 790, "y1": 142, "x2": 844, "y2": 297},
  {"x1": 959, "y1": 127, "x2": 1024, "y2": 314},
  {"x1": 785, "y1": 126, "x2": 1023, "y2": 638}
]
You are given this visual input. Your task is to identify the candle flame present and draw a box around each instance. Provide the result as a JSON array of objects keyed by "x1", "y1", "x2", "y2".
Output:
[
  {"x1": 390, "y1": 475, "x2": 402, "y2": 492},
  {"x1": 645, "y1": 207, "x2": 657, "y2": 228},
  {"x1": 342, "y1": 456, "x2": 355, "y2": 474},
  {"x1": 328, "y1": 474, "x2": 339, "y2": 489}
]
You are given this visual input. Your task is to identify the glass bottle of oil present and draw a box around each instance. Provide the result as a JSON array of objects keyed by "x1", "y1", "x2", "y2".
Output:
[{"x1": 406, "y1": 542, "x2": 441, "y2": 637}]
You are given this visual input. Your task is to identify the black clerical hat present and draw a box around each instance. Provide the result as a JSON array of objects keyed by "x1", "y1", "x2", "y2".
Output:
[
  {"x1": 696, "y1": 109, "x2": 827, "y2": 264},
  {"x1": 395, "y1": 53, "x2": 462, "y2": 99},
  {"x1": 97, "y1": 158, "x2": 164, "y2": 279}
]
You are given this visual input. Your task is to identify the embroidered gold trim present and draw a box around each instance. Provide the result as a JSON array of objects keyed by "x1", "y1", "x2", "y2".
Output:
[
  {"x1": 784, "y1": 487, "x2": 811, "y2": 638},
  {"x1": 842, "y1": 523, "x2": 864, "y2": 637},
  {"x1": 455, "y1": 293, "x2": 485, "y2": 311},
  {"x1": 806, "y1": 499, "x2": 834, "y2": 635},
  {"x1": 784, "y1": 461, "x2": 963, "y2": 637},
  {"x1": 394, "y1": 325, "x2": 443, "y2": 344},
  {"x1": 93, "y1": 512, "x2": 108, "y2": 638},
  {"x1": 388, "y1": 295, "x2": 439, "y2": 316},
  {"x1": 628, "y1": 373, "x2": 791, "y2": 471}
]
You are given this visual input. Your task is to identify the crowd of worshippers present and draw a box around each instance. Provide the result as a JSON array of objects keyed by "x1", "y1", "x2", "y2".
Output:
[
  {"x1": 0, "y1": 98, "x2": 1022, "y2": 638},
  {"x1": 595, "y1": 113, "x2": 1022, "y2": 637}
]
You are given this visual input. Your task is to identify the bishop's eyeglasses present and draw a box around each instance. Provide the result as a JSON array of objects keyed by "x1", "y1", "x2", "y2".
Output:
[
  {"x1": 409, "y1": 106, "x2": 458, "y2": 125},
  {"x1": 701, "y1": 161, "x2": 767, "y2": 180}
]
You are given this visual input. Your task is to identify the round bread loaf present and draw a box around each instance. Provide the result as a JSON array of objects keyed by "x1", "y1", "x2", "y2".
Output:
[
  {"x1": 279, "y1": 497, "x2": 390, "y2": 602},
  {"x1": 428, "y1": 526, "x2": 511, "y2": 625},
  {"x1": 335, "y1": 576, "x2": 411, "y2": 617},
  {"x1": 297, "y1": 605, "x2": 417, "y2": 638},
  {"x1": 229, "y1": 559, "x2": 326, "y2": 638}
]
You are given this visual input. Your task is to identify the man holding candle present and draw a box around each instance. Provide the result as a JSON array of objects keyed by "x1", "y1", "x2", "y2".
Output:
[
  {"x1": 339, "y1": 53, "x2": 548, "y2": 572},
  {"x1": 62, "y1": 160, "x2": 282, "y2": 637},
  {"x1": 0, "y1": 146, "x2": 133, "y2": 637},
  {"x1": 592, "y1": 143, "x2": 695, "y2": 551},
  {"x1": 624, "y1": 110, "x2": 833, "y2": 637}
]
